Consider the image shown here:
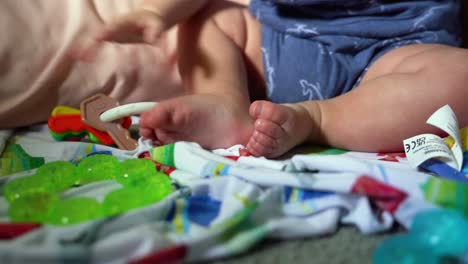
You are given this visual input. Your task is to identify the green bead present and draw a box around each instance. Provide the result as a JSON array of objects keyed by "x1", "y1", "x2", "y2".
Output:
[
  {"x1": 133, "y1": 173, "x2": 172, "y2": 202},
  {"x1": 102, "y1": 159, "x2": 172, "y2": 216},
  {"x1": 4, "y1": 176, "x2": 54, "y2": 202},
  {"x1": 75, "y1": 154, "x2": 121, "y2": 184},
  {"x1": 102, "y1": 188, "x2": 149, "y2": 217},
  {"x1": 34, "y1": 161, "x2": 78, "y2": 192},
  {"x1": 116, "y1": 159, "x2": 157, "y2": 186},
  {"x1": 8, "y1": 193, "x2": 59, "y2": 223},
  {"x1": 47, "y1": 197, "x2": 102, "y2": 225}
]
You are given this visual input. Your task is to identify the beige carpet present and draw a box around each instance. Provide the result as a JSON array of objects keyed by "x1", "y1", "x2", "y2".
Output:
[{"x1": 209, "y1": 226, "x2": 401, "y2": 264}]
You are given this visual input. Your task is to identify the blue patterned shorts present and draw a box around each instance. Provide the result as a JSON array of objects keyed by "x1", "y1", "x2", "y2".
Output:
[{"x1": 249, "y1": 0, "x2": 461, "y2": 103}]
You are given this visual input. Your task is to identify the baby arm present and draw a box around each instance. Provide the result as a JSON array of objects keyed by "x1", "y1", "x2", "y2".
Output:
[
  {"x1": 140, "y1": 0, "x2": 209, "y2": 32},
  {"x1": 76, "y1": 0, "x2": 208, "y2": 57},
  {"x1": 100, "y1": 0, "x2": 209, "y2": 43}
]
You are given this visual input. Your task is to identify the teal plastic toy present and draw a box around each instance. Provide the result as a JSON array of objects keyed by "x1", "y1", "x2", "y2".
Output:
[
  {"x1": 374, "y1": 209, "x2": 468, "y2": 263},
  {"x1": 3, "y1": 155, "x2": 172, "y2": 225}
]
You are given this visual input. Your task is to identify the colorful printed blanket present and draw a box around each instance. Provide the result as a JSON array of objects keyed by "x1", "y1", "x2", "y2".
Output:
[{"x1": 0, "y1": 124, "x2": 467, "y2": 263}]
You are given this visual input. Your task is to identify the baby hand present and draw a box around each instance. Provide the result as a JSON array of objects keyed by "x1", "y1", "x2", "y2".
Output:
[
  {"x1": 73, "y1": 9, "x2": 168, "y2": 61},
  {"x1": 96, "y1": 9, "x2": 169, "y2": 44}
]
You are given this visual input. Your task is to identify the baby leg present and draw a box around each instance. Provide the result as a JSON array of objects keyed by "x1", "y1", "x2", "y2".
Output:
[
  {"x1": 247, "y1": 44, "x2": 468, "y2": 157},
  {"x1": 315, "y1": 44, "x2": 468, "y2": 152},
  {"x1": 246, "y1": 101, "x2": 322, "y2": 157},
  {"x1": 139, "y1": 1, "x2": 264, "y2": 150}
]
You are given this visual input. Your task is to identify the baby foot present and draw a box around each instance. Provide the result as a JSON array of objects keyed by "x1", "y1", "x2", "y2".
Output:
[
  {"x1": 246, "y1": 100, "x2": 319, "y2": 158},
  {"x1": 139, "y1": 94, "x2": 254, "y2": 150}
]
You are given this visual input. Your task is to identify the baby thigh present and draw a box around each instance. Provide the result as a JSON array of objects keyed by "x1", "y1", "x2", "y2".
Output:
[
  {"x1": 358, "y1": 43, "x2": 468, "y2": 126},
  {"x1": 177, "y1": 0, "x2": 265, "y2": 100}
]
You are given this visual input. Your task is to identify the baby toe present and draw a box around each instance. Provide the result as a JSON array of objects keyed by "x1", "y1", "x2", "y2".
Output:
[
  {"x1": 246, "y1": 137, "x2": 275, "y2": 157},
  {"x1": 250, "y1": 101, "x2": 289, "y2": 125},
  {"x1": 254, "y1": 119, "x2": 285, "y2": 139},
  {"x1": 252, "y1": 130, "x2": 278, "y2": 149}
]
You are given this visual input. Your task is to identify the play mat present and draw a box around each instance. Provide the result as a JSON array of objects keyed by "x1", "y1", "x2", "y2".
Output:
[{"x1": 0, "y1": 108, "x2": 467, "y2": 263}]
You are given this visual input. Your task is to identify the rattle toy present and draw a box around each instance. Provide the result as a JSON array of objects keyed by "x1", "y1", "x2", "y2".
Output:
[
  {"x1": 5, "y1": 154, "x2": 173, "y2": 225},
  {"x1": 80, "y1": 94, "x2": 138, "y2": 150},
  {"x1": 100, "y1": 102, "x2": 157, "y2": 122},
  {"x1": 48, "y1": 105, "x2": 132, "y2": 146},
  {"x1": 49, "y1": 94, "x2": 157, "y2": 150}
]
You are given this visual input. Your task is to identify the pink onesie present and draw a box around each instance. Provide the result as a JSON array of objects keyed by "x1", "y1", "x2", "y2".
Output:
[{"x1": 0, "y1": 0, "x2": 183, "y2": 128}]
